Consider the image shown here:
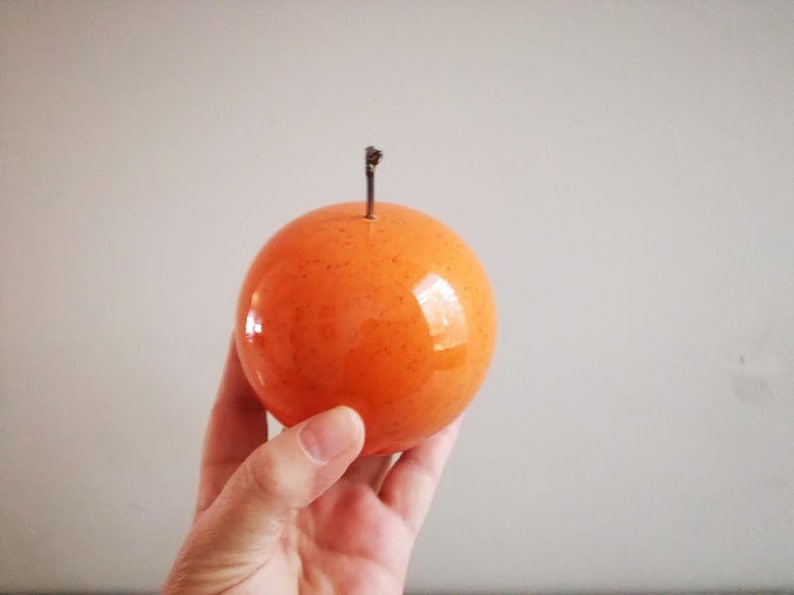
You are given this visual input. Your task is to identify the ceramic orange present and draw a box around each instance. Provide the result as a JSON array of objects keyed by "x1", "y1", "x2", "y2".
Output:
[{"x1": 234, "y1": 151, "x2": 496, "y2": 454}]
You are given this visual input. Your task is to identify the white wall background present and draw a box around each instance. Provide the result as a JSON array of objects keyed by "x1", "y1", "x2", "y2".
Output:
[{"x1": 2, "y1": 1, "x2": 793, "y2": 592}]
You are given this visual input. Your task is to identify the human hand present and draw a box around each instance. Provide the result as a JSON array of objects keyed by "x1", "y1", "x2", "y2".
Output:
[{"x1": 163, "y1": 340, "x2": 461, "y2": 594}]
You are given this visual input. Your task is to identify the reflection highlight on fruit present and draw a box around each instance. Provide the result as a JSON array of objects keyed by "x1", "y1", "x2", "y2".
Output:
[{"x1": 413, "y1": 272, "x2": 468, "y2": 353}]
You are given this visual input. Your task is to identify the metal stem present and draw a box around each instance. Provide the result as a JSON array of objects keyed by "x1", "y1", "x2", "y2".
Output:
[{"x1": 365, "y1": 146, "x2": 383, "y2": 219}]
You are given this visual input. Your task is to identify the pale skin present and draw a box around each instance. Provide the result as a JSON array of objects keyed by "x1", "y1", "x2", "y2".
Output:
[{"x1": 163, "y1": 341, "x2": 461, "y2": 594}]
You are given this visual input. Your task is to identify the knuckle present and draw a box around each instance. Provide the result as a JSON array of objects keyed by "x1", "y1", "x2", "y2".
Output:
[{"x1": 242, "y1": 450, "x2": 285, "y2": 503}]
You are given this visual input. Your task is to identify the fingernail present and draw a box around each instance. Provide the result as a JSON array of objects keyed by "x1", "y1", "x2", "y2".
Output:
[{"x1": 299, "y1": 406, "x2": 362, "y2": 463}]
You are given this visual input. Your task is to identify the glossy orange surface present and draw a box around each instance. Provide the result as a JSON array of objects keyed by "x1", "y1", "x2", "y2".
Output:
[{"x1": 234, "y1": 202, "x2": 496, "y2": 455}]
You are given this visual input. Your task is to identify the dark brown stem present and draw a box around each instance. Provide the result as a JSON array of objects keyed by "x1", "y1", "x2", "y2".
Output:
[{"x1": 365, "y1": 146, "x2": 382, "y2": 219}]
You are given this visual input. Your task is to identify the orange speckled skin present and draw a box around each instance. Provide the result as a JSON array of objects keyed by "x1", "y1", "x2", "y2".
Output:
[{"x1": 234, "y1": 202, "x2": 496, "y2": 455}]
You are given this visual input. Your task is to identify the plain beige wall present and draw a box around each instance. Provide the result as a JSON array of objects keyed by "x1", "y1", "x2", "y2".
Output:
[{"x1": 2, "y1": 1, "x2": 793, "y2": 592}]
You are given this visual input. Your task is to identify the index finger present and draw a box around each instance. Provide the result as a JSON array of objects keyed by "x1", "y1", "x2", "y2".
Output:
[{"x1": 195, "y1": 337, "x2": 269, "y2": 515}]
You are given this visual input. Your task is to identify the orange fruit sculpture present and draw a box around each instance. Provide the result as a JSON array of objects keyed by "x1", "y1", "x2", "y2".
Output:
[{"x1": 235, "y1": 148, "x2": 496, "y2": 454}]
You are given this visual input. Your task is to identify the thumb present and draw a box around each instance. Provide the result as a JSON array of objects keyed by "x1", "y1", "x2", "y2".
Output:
[{"x1": 165, "y1": 406, "x2": 364, "y2": 594}]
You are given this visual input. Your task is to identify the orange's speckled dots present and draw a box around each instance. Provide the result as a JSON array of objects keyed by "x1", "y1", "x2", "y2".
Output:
[{"x1": 234, "y1": 201, "x2": 497, "y2": 455}]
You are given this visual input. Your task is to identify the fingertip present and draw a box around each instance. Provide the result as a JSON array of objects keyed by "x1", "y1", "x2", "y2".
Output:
[
  {"x1": 337, "y1": 405, "x2": 366, "y2": 444},
  {"x1": 216, "y1": 335, "x2": 262, "y2": 409}
]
